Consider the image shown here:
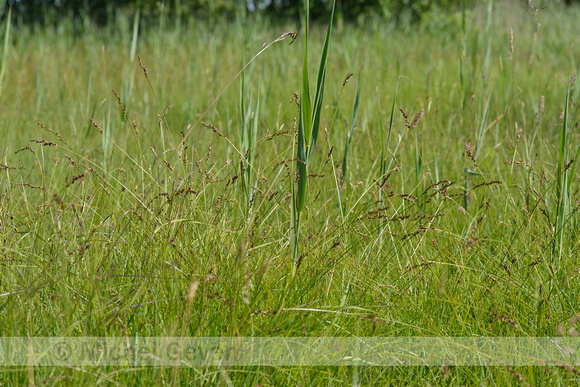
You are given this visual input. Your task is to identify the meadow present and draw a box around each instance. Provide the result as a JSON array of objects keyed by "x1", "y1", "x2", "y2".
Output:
[{"x1": 1, "y1": 0, "x2": 580, "y2": 384}]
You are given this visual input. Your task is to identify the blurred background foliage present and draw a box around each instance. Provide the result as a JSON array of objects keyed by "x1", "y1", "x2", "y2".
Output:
[{"x1": 2, "y1": 0, "x2": 574, "y2": 27}]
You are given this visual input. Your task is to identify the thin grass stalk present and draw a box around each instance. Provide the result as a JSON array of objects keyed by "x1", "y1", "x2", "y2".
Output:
[
  {"x1": 251, "y1": 90, "x2": 260, "y2": 168},
  {"x1": 0, "y1": 6, "x2": 11, "y2": 101},
  {"x1": 377, "y1": 96, "x2": 388, "y2": 246},
  {"x1": 434, "y1": 153, "x2": 440, "y2": 203},
  {"x1": 568, "y1": 146, "x2": 580, "y2": 237},
  {"x1": 240, "y1": 78, "x2": 260, "y2": 216},
  {"x1": 464, "y1": 91, "x2": 491, "y2": 209},
  {"x1": 554, "y1": 84, "x2": 570, "y2": 260},
  {"x1": 459, "y1": 0, "x2": 466, "y2": 95},
  {"x1": 482, "y1": 0, "x2": 493, "y2": 85},
  {"x1": 240, "y1": 74, "x2": 247, "y2": 201},
  {"x1": 378, "y1": 99, "x2": 386, "y2": 186},
  {"x1": 378, "y1": 80, "x2": 400, "y2": 180},
  {"x1": 136, "y1": 31, "x2": 297, "y2": 215},
  {"x1": 354, "y1": 80, "x2": 407, "y2": 229},
  {"x1": 102, "y1": 100, "x2": 112, "y2": 171},
  {"x1": 247, "y1": 93, "x2": 260, "y2": 214},
  {"x1": 377, "y1": 96, "x2": 391, "y2": 246},
  {"x1": 181, "y1": 30, "x2": 296, "y2": 144},
  {"x1": 413, "y1": 130, "x2": 423, "y2": 212},
  {"x1": 293, "y1": 99, "x2": 308, "y2": 274},
  {"x1": 339, "y1": 74, "x2": 361, "y2": 206},
  {"x1": 474, "y1": 92, "x2": 491, "y2": 161},
  {"x1": 123, "y1": 8, "x2": 140, "y2": 108},
  {"x1": 321, "y1": 72, "x2": 355, "y2": 220},
  {"x1": 565, "y1": 74, "x2": 579, "y2": 237},
  {"x1": 385, "y1": 78, "x2": 405, "y2": 175}
]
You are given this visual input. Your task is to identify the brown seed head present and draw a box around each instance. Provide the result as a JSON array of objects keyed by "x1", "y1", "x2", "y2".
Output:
[
  {"x1": 410, "y1": 109, "x2": 424, "y2": 130},
  {"x1": 399, "y1": 108, "x2": 409, "y2": 127},
  {"x1": 343, "y1": 72, "x2": 354, "y2": 87},
  {"x1": 137, "y1": 56, "x2": 149, "y2": 79}
]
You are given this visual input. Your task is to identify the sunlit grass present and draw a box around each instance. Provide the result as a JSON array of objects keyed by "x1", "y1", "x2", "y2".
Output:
[{"x1": 1, "y1": 1, "x2": 580, "y2": 384}]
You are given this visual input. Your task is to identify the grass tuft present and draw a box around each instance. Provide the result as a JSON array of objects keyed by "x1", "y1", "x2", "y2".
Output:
[{"x1": 1, "y1": 1, "x2": 580, "y2": 384}]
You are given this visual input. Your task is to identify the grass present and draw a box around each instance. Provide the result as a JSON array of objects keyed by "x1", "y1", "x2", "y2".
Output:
[{"x1": 1, "y1": 0, "x2": 580, "y2": 384}]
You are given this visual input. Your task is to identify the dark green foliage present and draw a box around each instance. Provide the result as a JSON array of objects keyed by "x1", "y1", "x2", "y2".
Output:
[
  {"x1": 3, "y1": 0, "x2": 240, "y2": 25},
  {"x1": 3, "y1": 0, "x2": 474, "y2": 25}
]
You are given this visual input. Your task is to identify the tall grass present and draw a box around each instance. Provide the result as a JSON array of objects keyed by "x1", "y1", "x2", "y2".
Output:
[
  {"x1": 0, "y1": 5, "x2": 11, "y2": 101},
  {"x1": 291, "y1": 0, "x2": 335, "y2": 274},
  {"x1": 339, "y1": 73, "x2": 361, "y2": 208},
  {"x1": 1, "y1": 1, "x2": 580, "y2": 384},
  {"x1": 554, "y1": 73, "x2": 578, "y2": 260},
  {"x1": 239, "y1": 74, "x2": 260, "y2": 217}
]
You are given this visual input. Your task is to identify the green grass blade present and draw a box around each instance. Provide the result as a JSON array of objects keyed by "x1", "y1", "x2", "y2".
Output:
[
  {"x1": 378, "y1": 97, "x2": 386, "y2": 246},
  {"x1": 385, "y1": 77, "x2": 401, "y2": 174},
  {"x1": 130, "y1": 8, "x2": 140, "y2": 63},
  {"x1": 296, "y1": 109, "x2": 308, "y2": 214},
  {"x1": 474, "y1": 92, "x2": 491, "y2": 161},
  {"x1": 464, "y1": 91, "x2": 491, "y2": 209},
  {"x1": 301, "y1": 0, "x2": 312, "y2": 147},
  {"x1": 340, "y1": 73, "x2": 361, "y2": 188},
  {"x1": 292, "y1": 0, "x2": 335, "y2": 273},
  {"x1": 434, "y1": 153, "x2": 440, "y2": 201},
  {"x1": 291, "y1": 0, "x2": 312, "y2": 271},
  {"x1": 296, "y1": 0, "x2": 336, "y2": 213},
  {"x1": 567, "y1": 144, "x2": 580, "y2": 196},
  {"x1": 378, "y1": 98, "x2": 386, "y2": 181},
  {"x1": 290, "y1": 181, "x2": 301, "y2": 275},
  {"x1": 0, "y1": 6, "x2": 11, "y2": 101},
  {"x1": 249, "y1": 88, "x2": 260, "y2": 196},
  {"x1": 308, "y1": 0, "x2": 335, "y2": 162},
  {"x1": 292, "y1": 109, "x2": 307, "y2": 272},
  {"x1": 556, "y1": 86, "x2": 570, "y2": 198},
  {"x1": 239, "y1": 74, "x2": 261, "y2": 212},
  {"x1": 414, "y1": 136, "x2": 422, "y2": 195},
  {"x1": 122, "y1": 8, "x2": 140, "y2": 110},
  {"x1": 376, "y1": 77, "x2": 401, "y2": 241},
  {"x1": 554, "y1": 84, "x2": 570, "y2": 259}
]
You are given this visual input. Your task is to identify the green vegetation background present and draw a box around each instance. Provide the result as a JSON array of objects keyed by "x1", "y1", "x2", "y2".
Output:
[
  {"x1": 5, "y1": 0, "x2": 475, "y2": 25},
  {"x1": 1, "y1": 0, "x2": 580, "y2": 384}
]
